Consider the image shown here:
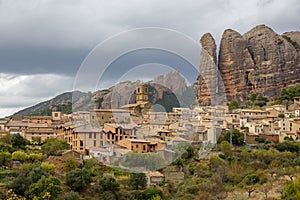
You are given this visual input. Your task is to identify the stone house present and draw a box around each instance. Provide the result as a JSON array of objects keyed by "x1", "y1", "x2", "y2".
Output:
[
  {"x1": 25, "y1": 123, "x2": 55, "y2": 143},
  {"x1": 118, "y1": 138, "x2": 151, "y2": 153},
  {"x1": 145, "y1": 171, "x2": 165, "y2": 185},
  {"x1": 101, "y1": 123, "x2": 137, "y2": 146}
]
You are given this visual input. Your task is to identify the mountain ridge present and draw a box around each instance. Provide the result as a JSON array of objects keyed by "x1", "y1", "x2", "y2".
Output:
[{"x1": 14, "y1": 70, "x2": 195, "y2": 116}]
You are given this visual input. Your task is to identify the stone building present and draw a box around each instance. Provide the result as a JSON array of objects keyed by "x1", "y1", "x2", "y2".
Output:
[{"x1": 101, "y1": 123, "x2": 137, "y2": 146}]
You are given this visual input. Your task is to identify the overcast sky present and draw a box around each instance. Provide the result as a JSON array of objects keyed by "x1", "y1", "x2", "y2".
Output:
[{"x1": 0, "y1": 0, "x2": 299, "y2": 117}]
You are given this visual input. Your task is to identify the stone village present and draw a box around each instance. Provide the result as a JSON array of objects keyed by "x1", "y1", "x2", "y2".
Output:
[{"x1": 2, "y1": 83, "x2": 300, "y2": 181}]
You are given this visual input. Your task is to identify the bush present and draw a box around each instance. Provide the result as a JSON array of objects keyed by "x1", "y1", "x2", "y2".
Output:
[
  {"x1": 41, "y1": 138, "x2": 68, "y2": 156},
  {"x1": 66, "y1": 168, "x2": 91, "y2": 191},
  {"x1": 143, "y1": 187, "x2": 163, "y2": 199},
  {"x1": 229, "y1": 99, "x2": 239, "y2": 110},
  {"x1": 63, "y1": 157, "x2": 79, "y2": 172},
  {"x1": 12, "y1": 151, "x2": 27, "y2": 162},
  {"x1": 26, "y1": 176, "x2": 61, "y2": 200},
  {"x1": 41, "y1": 162, "x2": 56, "y2": 173},
  {"x1": 63, "y1": 191, "x2": 80, "y2": 200},
  {"x1": 255, "y1": 137, "x2": 266, "y2": 143},
  {"x1": 0, "y1": 151, "x2": 11, "y2": 165},
  {"x1": 129, "y1": 173, "x2": 147, "y2": 190},
  {"x1": 28, "y1": 153, "x2": 43, "y2": 163},
  {"x1": 223, "y1": 129, "x2": 245, "y2": 146},
  {"x1": 8, "y1": 174, "x2": 31, "y2": 196}
]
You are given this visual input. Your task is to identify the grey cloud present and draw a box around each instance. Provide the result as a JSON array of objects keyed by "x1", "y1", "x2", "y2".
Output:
[
  {"x1": 1, "y1": 0, "x2": 300, "y2": 117},
  {"x1": 0, "y1": 73, "x2": 73, "y2": 108}
]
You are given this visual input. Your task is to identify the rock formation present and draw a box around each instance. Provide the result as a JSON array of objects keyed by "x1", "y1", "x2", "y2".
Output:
[
  {"x1": 198, "y1": 24, "x2": 300, "y2": 104},
  {"x1": 198, "y1": 33, "x2": 218, "y2": 105}
]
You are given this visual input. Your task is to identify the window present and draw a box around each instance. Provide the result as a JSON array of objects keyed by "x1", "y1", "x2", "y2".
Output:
[
  {"x1": 94, "y1": 140, "x2": 96, "y2": 146},
  {"x1": 131, "y1": 146, "x2": 133, "y2": 150},
  {"x1": 138, "y1": 88, "x2": 140, "y2": 93},
  {"x1": 80, "y1": 140, "x2": 84, "y2": 146},
  {"x1": 54, "y1": 113, "x2": 58, "y2": 117},
  {"x1": 136, "y1": 144, "x2": 138, "y2": 148},
  {"x1": 143, "y1": 145, "x2": 146, "y2": 151},
  {"x1": 94, "y1": 133, "x2": 96, "y2": 138},
  {"x1": 89, "y1": 133, "x2": 92, "y2": 138},
  {"x1": 100, "y1": 133, "x2": 103, "y2": 139}
]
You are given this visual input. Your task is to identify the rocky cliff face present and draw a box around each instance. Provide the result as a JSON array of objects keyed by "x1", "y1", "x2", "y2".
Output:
[
  {"x1": 98, "y1": 70, "x2": 190, "y2": 109},
  {"x1": 198, "y1": 25, "x2": 300, "y2": 104},
  {"x1": 198, "y1": 33, "x2": 218, "y2": 105}
]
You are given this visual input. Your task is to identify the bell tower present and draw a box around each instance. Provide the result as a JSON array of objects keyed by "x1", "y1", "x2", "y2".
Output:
[{"x1": 136, "y1": 84, "x2": 149, "y2": 104}]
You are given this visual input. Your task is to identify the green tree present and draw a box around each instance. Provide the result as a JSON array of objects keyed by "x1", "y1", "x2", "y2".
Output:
[
  {"x1": 241, "y1": 173, "x2": 262, "y2": 197},
  {"x1": 0, "y1": 134, "x2": 29, "y2": 150},
  {"x1": 229, "y1": 99, "x2": 239, "y2": 110},
  {"x1": 28, "y1": 153, "x2": 43, "y2": 163},
  {"x1": 12, "y1": 150, "x2": 27, "y2": 162},
  {"x1": 249, "y1": 93, "x2": 257, "y2": 102},
  {"x1": 41, "y1": 162, "x2": 56, "y2": 174},
  {"x1": 275, "y1": 141, "x2": 298, "y2": 154},
  {"x1": 28, "y1": 166, "x2": 49, "y2": 183},
  {"x1": 255, "y1": 137, "x2": 266, "y2": 143},
  {"x1": 26, "y1": 176, "x2": 61, "y2": 200},
  {"x1": 282, "y1": 177, "x2": 300, "y2": 199},
  {"x1": 220, "y1": 141, "x2": 231, "y2": 156},
  {"x1": 10, "y1": 134, "x2": 29, "y2": 149},
  {"x1": 41, "y1": 138, "x2": 68, "y2": 156},
  {"x1": 0, "y1": 141, "x2": 14, "y2": 153},
  {"x1": 129, "y1": 173, "x2": 147, "y2": 190},
  {"x1": 223, "y1": 129, "x2": 245, "y2": 145},
  {"x1": 8, "y1": 174, "x2": 31, "y2": 196},
  {"x1": 173, "y1": 157, "x2": 184, "y2": 170},
  {"x1": 83, "y1": 158, "x2": 99, "y2": 176},
  {"x1": 63, "y1": 157, "x2": 79, "y2": 172},
  {"x1": 66, "y1": 168, "x2": 92, "y2": 191},
  {"x1": 0, "y1": 151, "x2": 11, "y2": 165},
  {"x1": 99, "y1": 176, "x2": 120, "y2": 200},
  {"x1": 143, "y1": 188, "x2": 163, "y2": 200}
]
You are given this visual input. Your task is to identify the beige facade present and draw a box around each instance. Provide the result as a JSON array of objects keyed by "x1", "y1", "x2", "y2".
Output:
[
  {"x1": 56, "y1": 123, "x2": 102, "y2": 154},
  {"x1": 136, "y1": 84, "x2": 149, "y2": 104},
  {"x1": 0, "y1": 119, "x2": 9, "y2": 137},
  {"x1": 25, "y1": 123, "x2": 55, "y2": 143},
  {"x1": 101, "y1": 123, "x2": 137, "y2": 146},
  {"x1": 118, "y1": 138, "x2": 151, "y2": 153},
  {"x1": 91, "y1": 109, "x2": 130, "y2": 125},
  {"x1": 29, "y1": 116, "x2": 52, "y2": 124}
]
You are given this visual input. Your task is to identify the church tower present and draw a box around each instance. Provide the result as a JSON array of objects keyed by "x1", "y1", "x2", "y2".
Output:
[{"x1": 136, "y1": 84, "x2": 149, "y2": 104}]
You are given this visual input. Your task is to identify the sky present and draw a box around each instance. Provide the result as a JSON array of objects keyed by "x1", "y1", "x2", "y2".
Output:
[{"x1": 0, "y1": 0, "x2": 299, "y2": 117}]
